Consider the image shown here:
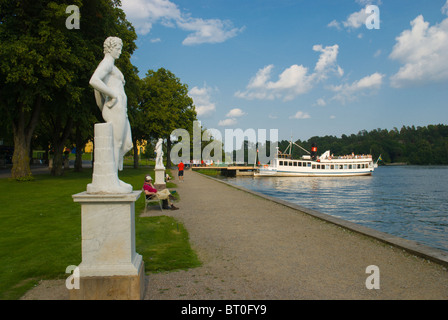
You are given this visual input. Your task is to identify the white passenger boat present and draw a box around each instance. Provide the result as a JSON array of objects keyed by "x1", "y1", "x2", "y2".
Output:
[{"x1": 255, "y1": 141, "x2": 379, "y2": 177}]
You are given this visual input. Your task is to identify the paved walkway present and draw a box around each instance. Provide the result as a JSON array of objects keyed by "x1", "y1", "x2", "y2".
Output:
[{"x1": 21, "y1": 169, "x2": 448, "y2": 300}]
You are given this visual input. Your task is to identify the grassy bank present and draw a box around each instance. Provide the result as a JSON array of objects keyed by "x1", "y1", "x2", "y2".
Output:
[
  {"x1": 194, "y1": 169, "x2": 222, "y2": 176},
  {"x1": 0, "y1": 167, "x2": 200, "y2": 300}
]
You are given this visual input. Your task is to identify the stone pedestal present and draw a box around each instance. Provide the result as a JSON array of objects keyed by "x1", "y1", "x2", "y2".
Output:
[
  {"x1": 71, "y1": 191, "x2": 145, "y2": 300},
  {"x1": 87, "y1": 123, "x2": 132, "y2": 194},
  {"x1": 154, "y1": 167, "x2": 166, "y2": 190}
]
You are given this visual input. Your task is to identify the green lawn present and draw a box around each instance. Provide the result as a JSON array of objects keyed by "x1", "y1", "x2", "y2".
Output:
[{"x1": 0, "y1": 167, "x2": 201, "y2": 300}]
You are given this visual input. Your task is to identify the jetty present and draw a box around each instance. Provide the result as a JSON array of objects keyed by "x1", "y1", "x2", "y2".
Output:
[{"x1": 191, "y1": 165, "x2": 256, "y2": 176}]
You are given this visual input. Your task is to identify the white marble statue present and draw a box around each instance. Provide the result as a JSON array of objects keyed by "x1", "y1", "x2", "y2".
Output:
[
  {"x1": 87, "y1": 37, "x2": 133, "y2": 194},
  {"x1": 90, "y1": 36, "x2": 133, "y2": 172},
  {"x1": 155, "y1": 138, "x2": 164, "y2": 169}
]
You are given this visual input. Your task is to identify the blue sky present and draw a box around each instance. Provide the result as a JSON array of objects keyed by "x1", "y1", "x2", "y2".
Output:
[{"x1": 121, "y1": 0, "x2": 448, "y2": 142}]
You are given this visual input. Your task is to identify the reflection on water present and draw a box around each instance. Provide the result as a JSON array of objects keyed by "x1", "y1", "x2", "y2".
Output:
[{"x1": 223, "y1": 166, "x2": 448, "y2": 253}]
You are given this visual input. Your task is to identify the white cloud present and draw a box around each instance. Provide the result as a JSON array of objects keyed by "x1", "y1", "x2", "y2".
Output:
[
  {"x1": 235, "y1": 44, "x2": 342, "y2": 102},
  {"x1": 226, "y1": 108, "x2": 246, "y2": 118},
  {"x1": 327, "y1": 20, "x2": 341, "y2": 30},
  {"x1": 218, "y1": 118, "x2": 237, "y2": 127},
  {"x1": 343, "y1": 8, "x2": 369, "y2": 29},
  {"x1": 121, "y1": 0, "x2": 180, "y2": 34},
  {"x1": 312, "y1": 44, "x2": 343, "y2": 79},
  {"x1": 189, "y1": 86, "x2": 216, "y2": 117},
  {"x1": 328, "y1": 2, "x2": 382, "y2": 32},
  {"x1": 289, "y1": 111, "x2": 311, "y2": 120},
  {"x1": 178, "y1": 18, "x2": 244, "y2": 45},
  {"x1": 389, "y1": 15, "x2": 448, "y2": 88},
  {"x1": 121, "y1": 0, "x2": 243, "y2": 44},
  {"x1": 331, "y1": 72, "x2": 384, "y2": 103},
  {"x1": 443, "y1": 1, "x2": 448, "y2": 15},
  {"x1": 315, "y1": 98, "x2": 327, "y2": 107}
]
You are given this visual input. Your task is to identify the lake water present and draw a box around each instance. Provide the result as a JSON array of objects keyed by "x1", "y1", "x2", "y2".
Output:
[{"x1": 222, "y1": 166, "x2": 448, "y2": 253}]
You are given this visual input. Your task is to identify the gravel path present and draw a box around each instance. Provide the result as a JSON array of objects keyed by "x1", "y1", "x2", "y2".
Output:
[{"x1": 21, "y1": 169, "x2": 448, "y2": 300}]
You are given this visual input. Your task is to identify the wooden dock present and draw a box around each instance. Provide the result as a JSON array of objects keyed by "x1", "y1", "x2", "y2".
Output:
[{"x1": 191, "y1": 166, "x2": 257, "y2": 177}]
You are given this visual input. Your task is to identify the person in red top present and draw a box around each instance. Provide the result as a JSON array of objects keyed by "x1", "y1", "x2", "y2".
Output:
[
  {"x1": 143, "y1": 175, "x2": 178, "y2": 210},
  {"x1": 178, "y1": 161, "x2": 184, "y2": 181}
]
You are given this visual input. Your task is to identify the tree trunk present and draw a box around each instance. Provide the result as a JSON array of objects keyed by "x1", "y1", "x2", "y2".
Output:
[
  {"x1": 51, "y1": 144, "x2": 65, "y2": 176},
  {"x1": 74, "y1": 126, "x2": 86, "y2": 172},
  {"x1": 50, "y1": 117, "x2": 73, "y2": 176},
  {"x1": 11, "y1": 131, "x2": 32, "y2": 179},
  {"x1": 11, "y1": 98, "x2": 42, "y2": 180},
  {"x1": 74, "y1": 146, "x2": 84, "y2": 172}
]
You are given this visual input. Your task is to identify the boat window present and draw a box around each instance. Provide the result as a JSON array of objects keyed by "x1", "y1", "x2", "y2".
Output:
[
  {"x1": 279, "y1": 161, "x2": 283, "y2": 166},
  {"x1": 330, "y1": 165, "x2": 334, "y2": 169},
  {"x1": 349, "y1": 164, "x2": 352, "y2": 169},
  {"x1": 298, "y1": 162, "x2": 302, "y2": 167},
  {"x1": 322, "y1": 166, "x2": 326, "y2": 170},
  {"x1": 326, "y1": 165, "x2": 330, "y2": 170},
  {"x1": 357, "y1": 164, "x2": 361, "y2": 169},
  {"x1": 293, "y1": 162, "x2": 297, "y2": 166},
  {"x1": 317, "y1": 165, "x2": 320, "y2": 169},
  {"x1": 307, "y1": 162, "x2": 311, "y2": 167},
  {"x1": 289, "y1": 161, "x2": 293, "y2": 166},
  {"x1": 344, "y1": 165, "x2": 348, "y2": 170},
  {"x1": 339, "y1": 165, "x2": 343, "y2": 170},
  {"x1": 312, "y1": 165, "x2": 316, "y2": 169}
]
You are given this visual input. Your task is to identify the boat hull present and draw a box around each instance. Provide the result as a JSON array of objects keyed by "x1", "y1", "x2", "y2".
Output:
[{"x1": 254, "y1": 169, "x2": 373, "y2": 177}]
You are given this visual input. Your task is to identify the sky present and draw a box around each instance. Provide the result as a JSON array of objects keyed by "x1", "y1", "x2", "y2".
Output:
[{"x1": 120, "y1": 0, "x2": 448, "y2": 143}]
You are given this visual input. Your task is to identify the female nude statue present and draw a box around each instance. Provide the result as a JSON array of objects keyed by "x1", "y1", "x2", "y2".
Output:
[{"x1": 89, "y1": 37, "x2": 133, "y2": 172}]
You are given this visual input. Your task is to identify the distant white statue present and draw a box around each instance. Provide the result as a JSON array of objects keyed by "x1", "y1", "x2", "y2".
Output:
[
  {"x1": 87, "y1": 37, "x2": 133, "y2": 194},
  {"x1": 155, "y1": 138, "x2": 164, "y2": 169},
  {"x1": 89, "y1": 36, "x2": 133, "y2": 172}
]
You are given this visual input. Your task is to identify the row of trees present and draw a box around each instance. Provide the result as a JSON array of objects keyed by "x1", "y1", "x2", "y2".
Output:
[
  {"x1": 0, "y1": 1, "x2": 197, "y2": 179},
  {"x1": 278, "y1": 124, "x2": 448, "y2": 165}
]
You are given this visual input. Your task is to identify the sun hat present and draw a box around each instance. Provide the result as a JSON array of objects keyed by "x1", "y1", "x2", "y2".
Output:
[{"x1": 145, "y1": 175, "x2": 152, "y2": 181}]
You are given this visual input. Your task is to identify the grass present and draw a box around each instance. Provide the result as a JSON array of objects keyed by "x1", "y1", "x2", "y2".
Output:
[
  {"x1": 194, "y1": 169, "x2": 222, "y2": 176},
  {"x1": 0, "y1": 167, "x2": 201, "y2": 300}
]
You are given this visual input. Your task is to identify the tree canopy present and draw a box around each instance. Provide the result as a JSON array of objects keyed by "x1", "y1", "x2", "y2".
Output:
[{"x1": 0, "y1": 0, "x2": 137, "y2": 178}]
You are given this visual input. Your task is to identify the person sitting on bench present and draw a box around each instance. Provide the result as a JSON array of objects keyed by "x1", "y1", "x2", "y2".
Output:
[{"x1": 143, "y1": 175, "x2": 179, "y2": 210}]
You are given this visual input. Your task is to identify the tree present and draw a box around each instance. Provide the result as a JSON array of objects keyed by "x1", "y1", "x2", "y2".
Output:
[
  {"x1": 0, "y1": 0, "x2": 137, "y2": 178},
  {"x1": 139, "y1": 68, "x2": 197, "y2": 168}
]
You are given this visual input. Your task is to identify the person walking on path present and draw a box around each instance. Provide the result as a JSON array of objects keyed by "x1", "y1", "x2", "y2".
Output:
[{"x1": 178, "y1": 161, "x2": 184, "y2": 181}]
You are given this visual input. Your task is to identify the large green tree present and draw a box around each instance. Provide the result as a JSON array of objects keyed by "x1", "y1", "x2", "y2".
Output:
[
  {"x1": 0, "y1": 0, "x2": 137, "y2": 178},
  {"x1": 139, "y1": 68, "x2": 197, "y2": 168}
]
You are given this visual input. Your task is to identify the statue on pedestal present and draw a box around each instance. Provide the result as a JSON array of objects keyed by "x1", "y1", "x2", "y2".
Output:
[
  {"x1": 155, "y1": 138, "x2": 164, "y2": 169},
  {"x1": 87, "y1": 36, "x2": 133, "y2": 194}
]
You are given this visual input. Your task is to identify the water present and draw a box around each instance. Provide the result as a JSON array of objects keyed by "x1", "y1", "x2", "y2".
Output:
[{"x1": 222, "y1": 166, "x2": 448, "y2": 253}]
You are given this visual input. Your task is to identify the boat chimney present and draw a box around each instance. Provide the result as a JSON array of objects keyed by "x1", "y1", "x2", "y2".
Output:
[{"x1": 311, "y1": 143, "x2": 317, "y2": 160}]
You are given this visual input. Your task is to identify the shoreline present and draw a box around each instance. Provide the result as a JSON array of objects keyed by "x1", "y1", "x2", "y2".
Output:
[{"x1": 202, "y1": 173, "x2": 448, "y2": 268}]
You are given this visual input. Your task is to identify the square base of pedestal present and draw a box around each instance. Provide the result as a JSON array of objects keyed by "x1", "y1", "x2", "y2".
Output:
[{"x1": 69, "y1": 262, "x2": 146, "y2": 300}]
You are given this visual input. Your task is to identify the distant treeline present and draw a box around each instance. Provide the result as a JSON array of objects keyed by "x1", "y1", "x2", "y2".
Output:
[{"x1": 278, "y1": 124, "x2": 448, "y2": 165}]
